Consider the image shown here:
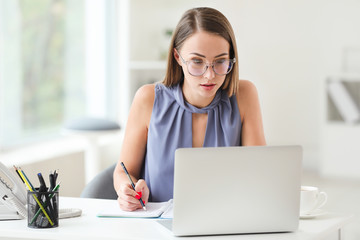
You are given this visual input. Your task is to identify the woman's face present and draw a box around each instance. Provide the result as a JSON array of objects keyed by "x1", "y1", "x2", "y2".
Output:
[{"x1": 174, "y1": 31, "x2": 230, "y2": 108}]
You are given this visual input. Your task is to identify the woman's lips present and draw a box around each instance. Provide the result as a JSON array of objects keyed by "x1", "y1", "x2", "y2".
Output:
[{"x1": 200, "y1": 83, "x2": 216, "y2": 91}]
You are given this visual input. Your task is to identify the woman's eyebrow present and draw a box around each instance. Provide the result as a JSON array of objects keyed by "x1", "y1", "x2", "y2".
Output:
[
  {"x1": 215, "y1": 53, "x2": 229, "y2": 58},
  {"x1": 190, "y1": 52, "x2": 229, "y2": 58}
]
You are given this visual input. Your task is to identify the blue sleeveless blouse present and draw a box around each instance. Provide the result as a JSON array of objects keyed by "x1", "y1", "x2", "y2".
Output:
[{"x1": 142, "y1": 83, "x2": 242, "y2": 202}]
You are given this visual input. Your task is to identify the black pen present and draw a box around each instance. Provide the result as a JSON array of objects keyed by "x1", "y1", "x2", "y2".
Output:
[
  {"x1": 54, "y1": 170, "x2": 58, "y2": 184},
  {"x1": 37, "y1": 173, "x2": 47, "y2": 192},
  {"x1": 120, "y1": 162, "x2": 146, "y2": 211},
  {"x1": 49, "y1": 172, "x2": 55, "y2": 190},
  {"x1": 38, "y1": 172, "x2": 55, "y2": 220}
]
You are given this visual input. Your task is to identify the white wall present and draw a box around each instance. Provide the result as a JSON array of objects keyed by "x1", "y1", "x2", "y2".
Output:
[{"x1": 234, "y1": 0, "x2": 360, "y2": 171}]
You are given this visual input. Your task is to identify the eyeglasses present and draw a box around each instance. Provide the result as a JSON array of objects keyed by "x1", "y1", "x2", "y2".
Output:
[{"x1": 178, "y1": 52, "x2": 236, "y2": 76}]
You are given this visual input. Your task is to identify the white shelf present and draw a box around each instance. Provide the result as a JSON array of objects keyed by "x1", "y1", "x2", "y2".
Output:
[{"x1": 129, "y1": 60, "x2": 166, "y2": 70}]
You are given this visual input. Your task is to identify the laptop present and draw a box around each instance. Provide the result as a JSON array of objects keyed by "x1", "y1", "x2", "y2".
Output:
[{"x1": 158, "y1": 145, "x2": 302, "y2": 236}]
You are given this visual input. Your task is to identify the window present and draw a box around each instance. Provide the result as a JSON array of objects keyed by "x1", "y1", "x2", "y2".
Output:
[{"x1": 0, "y1": 0, "x2": 118, "y2": 149}]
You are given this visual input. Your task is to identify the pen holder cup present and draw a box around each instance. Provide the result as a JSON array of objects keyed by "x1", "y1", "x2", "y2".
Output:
[{"x1": 27, "y1": 190, "x2": 59, "y2": 228}]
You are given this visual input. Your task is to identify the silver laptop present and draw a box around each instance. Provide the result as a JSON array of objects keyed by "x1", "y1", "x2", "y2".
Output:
[{"x1": 158, "y1": 145, "x2": 302, "y2": 236}]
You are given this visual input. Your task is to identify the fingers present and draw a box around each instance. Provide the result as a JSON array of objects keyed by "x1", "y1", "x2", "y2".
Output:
[
  {"x1": 116, "y1": 183, "x2": 142, "y2": 211},
  {"x1": 135, "y1": 191, "x2": 142, "y2": 200},
  {"x1": 135, "y1": 179, "x2": 149, "y2": 205},
  {"x1": 116, "y1": 180, "x2": 149, "y2": 211}
]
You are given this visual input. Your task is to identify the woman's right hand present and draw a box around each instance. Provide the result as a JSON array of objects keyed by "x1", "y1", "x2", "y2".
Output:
[
  {"x1": 113, "y1": 85, "x2": 155, "y2": 211},
  {"x1": 116, "y1": 179, "x2": 150, "y2": 211}
]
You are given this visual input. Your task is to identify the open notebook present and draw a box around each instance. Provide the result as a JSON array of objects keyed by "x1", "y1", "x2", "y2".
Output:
[{"x1": 97, "y1": 199, "x2": 173, "y2": 218}]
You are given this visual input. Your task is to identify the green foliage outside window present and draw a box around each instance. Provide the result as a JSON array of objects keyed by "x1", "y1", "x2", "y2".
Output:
[{"x1": 20, "y1": 0, "x2": 65, "y2": 131}]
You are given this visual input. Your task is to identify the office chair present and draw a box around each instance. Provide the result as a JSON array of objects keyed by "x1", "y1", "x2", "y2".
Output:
[{"x1": 80, "y1": 163, "x2": 118, "y2": 199}]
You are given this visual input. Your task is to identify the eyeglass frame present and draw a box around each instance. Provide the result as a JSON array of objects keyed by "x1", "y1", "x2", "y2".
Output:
[{"x1": 177, "y1": 52, "x2": 236, "y2": 77}]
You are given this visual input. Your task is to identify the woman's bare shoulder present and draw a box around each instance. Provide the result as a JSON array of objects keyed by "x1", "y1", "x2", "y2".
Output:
[
  {"x1": 134, "y1": 84, "x2": 156, "y2": 100},
  {"x1": 236, "y1": 80, "x2": 260, "y2": 118},
  {"x1": 237, "y1": 79, "x2": 258, "y2": 97},
  {"x1": 132, "y1": 84, "x2": 156, "y2": 109},
  {"x1": 127, "y1": 84, "x2": 156, "y2": 125}
]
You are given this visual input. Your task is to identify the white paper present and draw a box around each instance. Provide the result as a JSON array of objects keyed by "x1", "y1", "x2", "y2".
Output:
[
  {"x1": 160, "y1": 200, "x2": 173, "y2": 219},
  {"x1": 97, "y1": 199, "x2": 172, "y2": 218}
]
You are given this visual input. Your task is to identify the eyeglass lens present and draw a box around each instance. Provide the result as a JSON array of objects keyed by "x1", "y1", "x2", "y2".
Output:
[{"x1": 187, "y1": 59, "x2": 233, "y2": 76}]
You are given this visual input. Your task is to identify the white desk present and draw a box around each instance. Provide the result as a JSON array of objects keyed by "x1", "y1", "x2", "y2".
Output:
[{"x1": 0, "y1": 197, "x2": 353, "y2": 240}]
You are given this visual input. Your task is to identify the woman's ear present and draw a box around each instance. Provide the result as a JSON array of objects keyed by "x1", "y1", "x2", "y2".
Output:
[{"x1": 173, "y1": 48, "x2": 182, "y2": 66}]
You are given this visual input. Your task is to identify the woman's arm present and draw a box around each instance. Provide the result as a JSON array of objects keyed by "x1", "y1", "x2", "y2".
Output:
[
  {"x1": 113, "y1": 84, "x2": 155, "y2": 211},
  {"x1": 237, "y1": 80, "x2": 266, "y2": 146}
]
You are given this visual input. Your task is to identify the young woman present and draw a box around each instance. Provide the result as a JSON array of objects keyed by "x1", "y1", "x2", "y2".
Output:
[{"x1": 113, "y1": 7, "x2": 266, "y2": 211}]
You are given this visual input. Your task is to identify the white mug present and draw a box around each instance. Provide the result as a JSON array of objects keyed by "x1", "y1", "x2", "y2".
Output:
[{"x1": 300, "y1": 186, "x2": 327, "y2": 215}]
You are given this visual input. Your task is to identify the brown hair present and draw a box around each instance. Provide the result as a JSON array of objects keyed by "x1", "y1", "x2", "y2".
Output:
[{"x1": 162, "y1": 7, "x2": 239, "y2": 96}]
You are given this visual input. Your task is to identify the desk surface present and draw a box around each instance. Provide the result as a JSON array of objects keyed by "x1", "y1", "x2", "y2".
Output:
[{"x1": 0, "y1": 197, "x2": 353, "y2": 240}]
